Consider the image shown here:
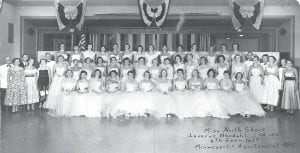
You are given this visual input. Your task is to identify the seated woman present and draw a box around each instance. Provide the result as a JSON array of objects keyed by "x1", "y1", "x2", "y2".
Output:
[
  {"x1": 120, "y1": 58, "x2": 133, "y2": 82},
  {"x1": 81, "y1": 57, "x2": 94, "y2": 80},
  {"x1": 160, "y1": 58, "x2": 174, "y2": 80},
  {"x1": 69, "y1": 71, "x2": 90, "y2": 117},
  {"x1": 154, "y1": 69, "x2": 176, "y2": 118},
  {"x1": 193, "y1": 69, "x2": 229, "y2": 118},
  {"x1": 138, "y1": 71, "x2": 156, "y2": 116},
  {"x1": 86, "y1": 69, "x2": 105, "y2": 117},
  {"x1": 56, "y1": 69, "x2": 77, "y2": 116},
  {"x1": 135, "y1": 57, "x2": 148, "y2": 82},
  {"x1": 232, "y1": 72, "x2": 265, "y2": 117},
  {"x1": 94, "y1": 57, "x2": 107, "y2": 79},
  {"x1": 148, "y1": 58, "x2": 161, "y2": 83},
  {"x1": 188, "y1": 69, "x2": 203, "y2": 91}
]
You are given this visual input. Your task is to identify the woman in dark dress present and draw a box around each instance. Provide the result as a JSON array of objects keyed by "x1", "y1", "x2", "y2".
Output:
[{"x1": 37, "y1": 59, "x2": 51, "y2": 108}]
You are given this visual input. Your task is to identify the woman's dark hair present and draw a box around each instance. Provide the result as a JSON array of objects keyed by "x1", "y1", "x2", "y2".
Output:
[
  {"x1": 151, "y1": 58, "x2": 159, "y2": 66},
  {"x1": 234, "y1": 54, "x2": 243, "y2": 62},
  {"x1": 64, "y1": 69, "x2": 73, "y2": 77},
  {"x1": 253, "y1": 55, "x2": 260, "y2": 61},
  {"x1": 143, "y1": 70, "x2": 151, "y2": 79},
  {"x1": 110, "y1": 57, "x2": 117, "y2": 63},
  {"x1": 124, "y1": 43, "x2": 131, "y2": 49},
  {"x1": 207, "y1": 68, "x2": 216, "y2": 78},
  {"x1": 235, "y1": 72, "x2": 244, "y2": 80},
  {"x1": 127, "y1": 70, "x2": 135, "y2": 78},
  {"x1": 96, "y1": 57, "x2": 104, "y2": 64},
  {"x1": 123, "y1": 57, "x2": 131, "y2": 64},
  {"x1": 269, "y1": 55, "x2": 276, "y2": 62},
  {"x1": 109, "y1": 70, "x2": 118, "y2": 77},
  {"x1": 174, "y1": 55, "x2": 182, "y2": 63},
  {"x1": 138, "y1": 57, "x2": 146, "y2": 62},
  {"x1": 220, "y1": 43, "x2": 227, "y2": 49},
  {"x1": 232, "y1": 43, "x2": 240, "y2": 50},
  {"x1": 177, "y1": 45, "x2": 183, "y2": 49},
  {"x1": 79, "y1": 70, "x2": 88, "y2": 80},
  {"x1": 57, "y1": 55, "x2": 65, "y2": 61},
  {"x1": 112, "y1": 43, "x2": 118, "y2": 47},
  {"x1": 91, "y1": 69, "x2": 102, "y2": 78},
  {"x1": 192, "y1": 69, "x2": 200, "y2": 78},
  {"x1": 137, "y1": 45, "x2": 144, "y2": 52},
  {"x1": 148, "y1": 44, "x2": 155, "y2": 51},
  {"x1": 223, "y1": 70, "x2": 231, "y2": 78},
  {"x1": 262, "y1": 54, "x2": 269, "y2": 59},
  {"x1": 12, "y1": 58, "x2": 20, "y2": 66},
  {"x1": 160, "y1": 69, "x2": 168, "y2": 78},
  {"x1": 286, "y1": 59, "x2": 294, "y2": 64},
  {"x1": 216, "y1": 55, "x2": 225, "y2": 64},
  {"x1": 199, "y1": 56, "x2": 208, "y2": 65},
  {"x1": 177, "y1": 68, "x2": 184, "y2": 74},
  {"x1": 84, "y1": 57, "x2": 93, "y2": 63},
  {"x1": 163, "y1": 58, "x2": 172, "y2": 64}
]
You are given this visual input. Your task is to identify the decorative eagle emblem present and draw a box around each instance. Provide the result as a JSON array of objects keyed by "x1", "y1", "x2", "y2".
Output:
[
  {"x1": 138, "y1": 0, "x2": 171, "y2": 28},
  {"x1": 54, "y1": 0, "x2": 86, "y2": 31}
]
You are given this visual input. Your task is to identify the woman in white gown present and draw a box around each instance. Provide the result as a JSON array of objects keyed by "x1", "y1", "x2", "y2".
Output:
[
  {"x1": 262, "y1": 56, "x2": 280, "y2": 111},
  {"x1": 107, "y1": 57, "x2": 120, "y2": 77},
  {"x1": 248, "y1": 55, "x2": 264, "y2": 104},
  {"x1": 190, "y1": 43, "x2": 200, "y2": 63},
  {"x1": 172, "y1": 45, "x2": 185, "y2": 63},
  {"x1": 215, "y1": 55, "x2": 229, "y2": 81},
  {"x1": 185, "y1": 53, "x2": 198, "y2": 80},
  {"x1": 159, "y1": 45, "x2": 171, "y2": 64},
  {"x1": 70, "y1": 46, "x2": 82, "y2": 65},
  {"x1": 44, "y1": 55, "x2": 68, "y2": 111},
  {"x1": 201, "y1": 69, "x2": 229, "y2": 118},
  {"x1": 135, "y1": 57, "x2": 148, "y2": 82},
  {"x1": 81, "y1": 57, "x2": 94, "y2": 80},
  {"x1": 105, "y1": 70, "x2": 122, "y2": 117},
  {"x1": 198, "y1": 57, "x2": 211, "y2": 80},
  {"x1": 233, "y1": 72, "x2": 265, "y2": 117},
  {"x1": 173, "y1": 55, "x2": 185, "y2": 79},
  {"x1": 138, "y1": 71, "x2": 156, "y2": 116},
  {"x1": 122, "y1": 43, "x2": 134, "y2": 62},
  {"x1": 69, "y1": 71, "x2": 90, "y2": 116},
  {"x1": 170, "y1": 69, "x2": 189, "y2": 119},
  {"x1": 56, "y1": 70, "x2": 77, "y2": 116},
  {"x1": 96, "y1": 45, "x2": 109, "y2": 64},
  {"x1": 133, "y1": 45, "x2": 146, "y2": 64},
  {"x1": 148, "y1": 58, "x2": 161, "y2": 82},
  {"x1": 154, "y1": 69, "x2": 176, "y2": 118},
  {"x1": 206, "y1": 46, "x2": 216, "y2": 67},
  {"x1": 232, "y1": 54, "x2": 247, "y2": 81},
  {"x1": 86, "y1": 69, "x2": 105, "y2": 117},
  {"x1": 218, "y1": 44, "x2": 231, "y2": 65}
]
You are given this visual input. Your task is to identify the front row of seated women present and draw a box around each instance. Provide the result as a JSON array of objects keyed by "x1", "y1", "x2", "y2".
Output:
[{"x1": 53, "y1": 67, "x2": 266, "y2": 119}]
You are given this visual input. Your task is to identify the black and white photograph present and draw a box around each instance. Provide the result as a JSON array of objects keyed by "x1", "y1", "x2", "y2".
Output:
[{"x1": 0, "y1": 0, "x2": 300, "y2": 153}]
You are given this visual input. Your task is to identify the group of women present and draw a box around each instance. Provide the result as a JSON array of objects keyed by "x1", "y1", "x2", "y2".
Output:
[{"x1": 4, "y1": 42, "x2": 299, "y2": 118}]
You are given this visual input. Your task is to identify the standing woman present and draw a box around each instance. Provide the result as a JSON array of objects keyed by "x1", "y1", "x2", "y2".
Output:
[
  {"x1": 232, "y1": 54, "x2": 247, "y2": 81},
  {"x1": 133, "y1": 45, "x2": 146, "y2": 64},
  {"x1": 148, "y1": 58, "x2": 161, "y2": 82},
  {"x1": 158, "y1": 45, "x2": 171, "y2": 64},
  {"x1": 198, "y1": 57, "x2": 210, "y2": 80},
  {"x1": 185, "y1": 53, "x2": 198, "y2": 80},
  {"x1": 24, "y1": 58, "x2": 39, "y2": 111},
  {"x1": 160, "y1": 58, "x2": 174, "y2": 80},
  {"x1": 120, "y1": 58, "x2": 133, "y2": 82},
  {"x1": 218, "y1": 44, "x2": 231, "y2": 65},
  {"x1": 96, "y1": 45, "x2": 109, "y2": 64},
  {"x1": 70, "y1": 59, "x2": 82, "y2": 81},
  {"x1": 44, "y1": 55, "x2": 68, "y2": 111},
  {"x1": 173, "y1": 55, "x2": 185, "y2": 79},
  {"x1": 248, "y1": 55, "x2": 264, "y2": 104},
  {"x1": 206, "y1": 46, "x2": 216, "y2": 67},
  {"x1": 56, "y1": 44, "x2": 68, "y2": 60},
  {"x1": 145, "y1": 44, "x2": 160, "y2": 67},
  {"x1": 215, "y1": 55, "x2": 229, "y2": 81},
  {"x1": 281, "y1": 60, "x2": 300, "y2": 114},
  {"x1": 231, "y1": 43, "x2": 245, "y2": 62},
  {"x1": 190, "y1": 43, "x2": 200, "y2": 63},
  {"x1": 95, "y1": 57, "x2": 107, "y2": 77},
  {"x1": 262, "y1": 56, "x2": 280, "y2": 111},
  {"x1": 37, "y1": 59, "x2": 51, "y2": 109},
  {"x1": 82, "y1": 57, "x2": 94, "y2": 80},
  {"x1": 135, "y1": 57, "x2": 148, "y2": 82},
  {"x1": 172, "y1": 45, "x2": 186, "y2": 63},
  {"x1": 4, "y1": 58, "x2": 28, "y2": 113},
  {"x1": 107, "y1": 57, "x2": 120, "y2": 77},
  {"x1": 70, "y1": 46, "x2": 82, "y2": 65},
  {"x1": 122, "y1": 43, "x2": 134, "y2": 62}
]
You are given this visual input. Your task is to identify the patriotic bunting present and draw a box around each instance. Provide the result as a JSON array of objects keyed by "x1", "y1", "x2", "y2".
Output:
[
  {"x1": 229, "y1": 0, "x2": 264, "y2": 30},
  {"x1": 138, "y1": 0, "x2": 171, "y2": 28},
  {"x1": 54, "y1": 0, "x2": 86, "y2": 31}
]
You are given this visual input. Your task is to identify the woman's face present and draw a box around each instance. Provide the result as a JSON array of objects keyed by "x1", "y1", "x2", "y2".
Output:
[
  {"x1": 192, "y1": 45, "x2": 197, "y2": 51},
  {"x1": 144, "y1": 72, "x2": 150, "y2": 79},
  {"x1": 177, "y1": 71, "x2": 183, "y2": 78},
  {"x1": 187, "y1": 54, "x2": 193, "y2": 61},
  {"x1": 124, "y1": 60, "x2": 130, "y2": 65},
  {"x1": 236, "y1": 74, "x2": 242, "y2": 80},
  {"x1": 66, "y1": 71, "x2": 73, "y2": 78},
  {"x1": 95, "y1": 71, "x2": 101, "y2": 78},
  {"x1": 219, "y1": 57, "x2": 225, "y2": 63},
  {"x1": 111, "y1": 72, "x2": 117, "y2": 78},
  {"x1": 233, "y1": 44, "x2": 238, "y2": 50},
  {"x1": 208, "y1": 71, "x2": 214, "y2": 77},
  {"x1": 125, "y1": 45, "x2": 130, "y2": 50},
  {"x1": 164, "y1": 59, "x2": 170, "y2": 65},
  {"x1": 29, "y1": 59, "x2": 34, "y2": 65},
  {"x1": 175, "y1": 56, "x2": 181, "y2": 63},
  {"x1": 235, "y1": 55, "x2": 241, "y2": 62},
  {"x1": 58, "y1": 56, "x2": 64, "y2": 63},
  {"x1": 281, "y1": 59, "x2": 287, "y2": 66},
  {"x1": 247, "y1": 52, "x2": 253, "y2": 59},
  {"x1": 138, "y1": 46, "x2": 143, "y2": 52},
  {"x1": 86, "y1": 58, "x2": 91, "y2": 64},
  {"x1": 262, "y1": 56, "x2": 268, "y2": 62},
  {"x1": 113, "y1": 44, "x2": 118, "y2": 51},
  {"x1": 139, "y1": 58, "x2": 145, "y2": 65},
  {"x1": 40, "y1": 60, "x2": 46, "y2": 65},
  {"x1": 200, "y1": 58, "x2": 206, "y2": 64},
  {"x1": 224, "y1": 73, "x2": 229, "y2": 79},
  {"x1": 178, "y1": 46, "x2": 183, "y2": 52},
  {"x1": 287, "y1": 61, "x2": 293, "y2": 67},
  {"x1": 128, "y1": 72, "x2": 134, "y2": 79},
  {"x1": 14, "y1": 59, "x2": 20, "y2": 66},
  {"x1": 88, "y1": 45, "x2": 92, "y2": 50},
  {"x1": 74, "y1": 46, "x2": 79, "y2": 51},
  {"x1": 60, "y1": 44, "x2": 65, "y2": 51},
  {"x1": 111, "y1": 58, "x2": 117, "y2": 64},
  {"x1": 221, "y1": 45, "x2": 226, "y2": 51},
  {"x1": 80, "y1": 73, "x2": 87, "y2": 79},
  {"x1": 100, "y1": 47, "x2": 106, "y2": 52},
  {"x1": 162, "y1": 46, "x2": 167, "y2": 52},
  {"x1": 253, "y1": 57, "x2": 259, "y2": 63},
  {"x1": 192, "y1": 70, "x2": 198, "y2": 78},
  {"x1": 97, "y1": 58, "x2": 103, "y2": 64},
  {"x1": 152, "y1": 59, "x2": 158, "y2": 65},
  {"x1": 269, "y1": 57, "x2": 275, "y2": 63},
  {"x1": 161, "y1": 70, "x2": 167, "y2": 78},
  {"x1": 209, "y1": 47, "x2": 214, "y2": 53},
  {"x1": 149, "y1": 45, "x2": 154, "y2": 51}
]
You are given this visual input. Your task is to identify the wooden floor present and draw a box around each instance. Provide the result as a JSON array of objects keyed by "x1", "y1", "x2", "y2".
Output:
[{"x1": 1, "y1": 109, "x2": 300, "y2": 153}]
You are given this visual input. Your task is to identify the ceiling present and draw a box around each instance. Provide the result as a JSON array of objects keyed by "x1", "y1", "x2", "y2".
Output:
[{"x1": 5, "y1": 0, "x2": 300, "y2": 6}]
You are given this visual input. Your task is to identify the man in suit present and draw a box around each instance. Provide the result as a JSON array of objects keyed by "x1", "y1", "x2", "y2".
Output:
[
  {"x1": 20, "y1": 53, "x2": 29, "y2": 68},
  {"x1": 0, "y1": 56, "x2": 11, "y2": 112}
]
